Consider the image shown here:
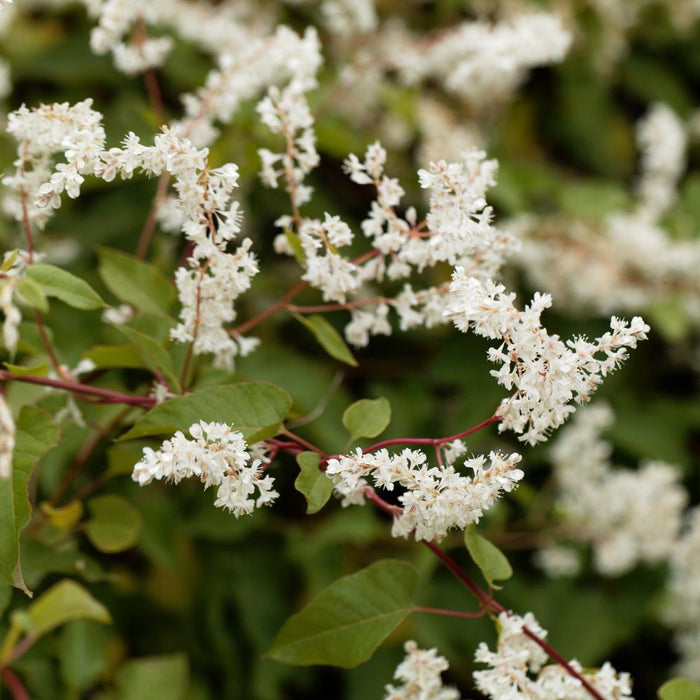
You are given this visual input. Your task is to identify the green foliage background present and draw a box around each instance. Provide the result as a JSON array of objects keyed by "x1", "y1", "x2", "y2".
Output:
[{"x1": 0, "y1": 2, "x2": 699, "y2": 698}]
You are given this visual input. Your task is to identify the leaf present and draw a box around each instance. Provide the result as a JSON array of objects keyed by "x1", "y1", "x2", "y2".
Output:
[
  {"x1": 97, "y1": 247, "x2": 175, "y2": 316},
  {"x1": 40, "y1": 500, "x2": 84, "y2": 533},
  {"x1": 266, "y1": 560, "x2": 417, "y2": 667},
  {"x1": 3, "y1": 362, "x2": 49, "y2": 377},
  {"x1": 25, "y1": 264, "x2": 105, "y2": 310},
  {"x1": 0, "y1": 406, "x2": 60, "y2": 592},
  {"x1": 15, "y1": 579, "x2": 111, "y2": 638},
  {"x1": 84, "y1": 344, "x2": 149, "y2": 370},
  {"x1": 658, "y1": 679, "x2": 700, "y2": 700},
  {"x1": 116, "y1": 653, "x2": 189, "y2": 700},
  {"x1": 342, "y1": 397, "x2": 391, "y2": 441},
  {"x1": 60, "y1": 620, "x2": 114, "y2": 692},
  {"x1": 284, "y1": 229, "x2": 306, "y2": 265},
  {"x1": 16, "y1": 276, "x2": 49, "y2": 312},
  {"x1": 295, "y1": 452, "x2": 333, "y2": 514},
  {"x1": 114, "y1": 325, "x2": 180, "y2": 391},
  {"x1": 119, "y1": 382, "x2": 291, "y2": 441},
  {"x1": 464, "y1": 525, "x2": 512, "y2": 589},
  {"x1": 292, "y1": 312, "x2": 357, "y2": 367},
  {"x1": 85, "y1": 495, "x2": 143, "y2": 553}
]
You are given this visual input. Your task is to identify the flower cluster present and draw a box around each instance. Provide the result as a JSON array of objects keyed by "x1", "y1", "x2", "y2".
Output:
[
  {"x1": 445, "y1": 269, "x2": 650, "y2": 444},
  {"x1": 544, "y1": 403, "x2": 686, "y2": 576},
  {"x1": 132, "y1": 421, "x2": 277, "y2": 517},
  {"x1": 474, "y1": 612, "x2": 634, "y2": 699},
  {"x1": 387, "y1": 12, "x2": 571, "y2": 107},
  {"x1": 384, "y1": 640, "x2": 460, "y2": 700},
  {"x1": 325, "y1": 447, "x2": 522, "y2": 541}
]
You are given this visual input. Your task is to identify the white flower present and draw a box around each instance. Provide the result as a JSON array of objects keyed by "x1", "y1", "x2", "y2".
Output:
[
  {"x1": 132, "y1": 421, "x2": 277, "y2": 517},
  {"x1": 0, "y1": 392, "x2": 14, "y2": 479},
  {"x1": 325, "y1": 447, "x2": 522, "y2": 541},
  {"x1": 384, "y1": 640, "x2": 460, "y2": 700},
  {"x1": 446, "y1": 268, "x2": 650, "y2": 444}
]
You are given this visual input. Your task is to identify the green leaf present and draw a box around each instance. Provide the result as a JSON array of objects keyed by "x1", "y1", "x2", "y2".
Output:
[
  {"x1": 116, "y1": 653, "x2": 189, "y2": 700},
  {"x1": 97, "y1": 247, "x2": 175, "y2": 316},
  {"x1": 16, "y1": 579, "x2": 111, "y2": 638},
  {"x1": 25, "y1": 264, "x2": 105, "y2": 310},
  {"x1": 342, "y1": 397, "x2": 391, "y2": 441},
  {"x1": 464, "y1": 525, "x2": 512, "y2": 589},
  {"x1": 266, "y1": 560, "x2": 417, "y2": 667},
  {"x1": 40, "y1": 500, "x2": 84, "y2": 533},
  {"x1": 295, "y1": 452, "x2": 333, "y2": 514},
  {"x1": 284, "y1": 229, "x2": 306, "y2": 265},
  {"x1": 85, "y1": 495, "x2": 143, "y2": 553},
  {"x1": 3, "y1": 362, "x2": 49, "y2": 377},
  {"x1": 83, "y1": 344, "x2": 149, "y2": 370},
  {"x1": 658, "y1": 679, "x2": 700, "y2": 700},
  {"x1": 16, "y1": 276, "x2": 49, "y2": 312},
  {"x1": 114, "y1": 325, "x2": 180, "y2": 391},
  {"x1": 119, "y1": 382, "x2": 291, "y2": 441},
  {"x1": 1, "y1": 250, "x2": 18, "y2": 272},
  {"x1": 0, "y1": 406, "x2": 60, "y2": 592},
  {"x1": 292, "y1": 312, "x2": 357, "y2": 367},
  {"x1": 60, "y1": 620, "x2": 114, "y2": 692}
]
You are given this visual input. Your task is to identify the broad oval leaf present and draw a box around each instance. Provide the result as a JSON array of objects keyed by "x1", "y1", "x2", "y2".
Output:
[
  {"x1": 293, "y1": 312, "x2": 357, "y2": 367},
  {"x1": 83, "y1": 344, "x2": 148, "y2": 370},
  {"x1": 97, "y1": 247, "x2": 175, "y2": 316},
  {"x1": 342, "y1": 397, "x2": 391, "y2": 441},
  {"x1": 26, "y1": 264, "x2": 105, "y2": 310},
  {"x1": 16, "y1": 276, "x2": 49, "y2": 312},
  {"x1": 16, "y1": 579, "x2": 111, "y2": 638},
  {"x1": 41, "y1": 500, "x2": 84, "y2": 533},
  {"x1": 295, "y1": 452, "x2": 333, "y2": 514},
  {"x1": 266, "y1": 559, "x2": 417, "y2": 667},
  {"x1": 0, "y1": 406, "x2": 60, "y2": 591},
  {"x1": 114, "y1": 325, "x2": 180, "y2": 392},
  {"x1": 465, "y1": 524, "x2": 512, "y2": 589},
  {"x1": 658, "y1": 679, "x2": 700, "y2": 700},
  {"x1": 119, "y1": 382, "x2": 292, "y2": 441},
  {"x1": 116, "y1": 653, "x2": 189, "y2": 700},
  {"x1": 85, "y1": 495, "x2": 143, "y2": 553}
]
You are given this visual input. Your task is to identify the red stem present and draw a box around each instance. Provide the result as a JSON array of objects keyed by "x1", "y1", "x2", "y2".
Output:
[
  {"x1": 0, "y1": 668, "x2": 30, "y2": 700},
  {"x1": 0, "y1": 370, "x2": 156, "y2": 407},
  {"x1": 413, "y1": 605, "x2": 486, "y2": 619}
]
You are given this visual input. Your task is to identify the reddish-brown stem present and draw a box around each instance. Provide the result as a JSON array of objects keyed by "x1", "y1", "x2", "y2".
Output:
[
  {"x1": 281, "y1": 430, "x2": 327, "y2": 457},
  {"x1": 286, "y1": 295, "x2": 388, "y2": 314},
  {"x1": 0, "y1": 370, "x2": 156, "y2": 406},
  {"x1": 413, "y1": 605, "x2": 486, "y2": 619},
  {"x1": 144, "y1": 68, "x2": 166, "y2": 127},
  {"x1": 358, "y1": 414, "x2": 501, "y2": 455},
  {"x1": 136, "y1": 172, "x2": 171, "y2": 260},
  {"x1": 423, "y1": 541, "x2": 606, "y2": 700},
  {"x1": 0, "y1": 668, "x2": 30, "y2": 700},
  {"x1": 51, "y1": 407, "x2": 132, "y2": 506},
  {"x1": 231, "y1": 280, "x2": 309, "y2": 336},
  {"x1": 365, "y1": 488, "x2": 606, "y2": 700},
  {"x1": 33, "y1": 309, "x2": 67, "y2": 379}
]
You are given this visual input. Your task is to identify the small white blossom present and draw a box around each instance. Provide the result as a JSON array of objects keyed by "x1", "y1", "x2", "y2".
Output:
[
  {"x1": 0, "y1": 392, "x2": 14, "y2": 479},
  {"x1": 384, "y1": 640, "x2": 460, "y2": 700},
  {"x1": 132, "y1": 421, "x2": 277, "y2": 517},
  {"x1": 325, "y1": 447, "x2": 522, "y2": 541},
  {"x1": 446, "y1": 268, "x2": 650, "y2": 444}
]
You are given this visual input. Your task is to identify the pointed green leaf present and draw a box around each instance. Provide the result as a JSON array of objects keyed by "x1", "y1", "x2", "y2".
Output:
[
  {"x1": 116, "y1": 653, "x2": 189, "y2": 700},
  {"x1": 97, "y1": 247, "x2": 175, "y2": 316},
  {"x1": 16, "y1": 276, "x2": 49, "y2": 312},
  {"x1": 15, "y1": 579, "x2": 111, "y2": 639},
  {"x1": 83, "y1": 344, "x2": 149, "y2": 370},
  {"x1": 658, "y1": 679, "x2": 700, "y2": 700},
  {"x1": 0, "y1": 406, "x2": 60, "y2": 591},
  {"x1": 293, "y1": 312, "x2": 357, "y2": 367},
  {"x1": 3, "y1": 362, "x2": 49, "y2": 377},
  {"x1": 284, "y1": 229, "x2": 307, "y2": 265},
  {"x1": 85, "y1": 495, "x2": 143, "y2": 553},
  {"x1": 465, "y1": 525, "x2": 512, "y2": 589},
  {"x1": 295, "y1": 452, "x2": 333, "y2": 514},
  {"x1": 342, "y1": 397, "x2": 391, "y2": 441},
  {"x1": 114, "y1": 325, "x2": 180, "y2": 391},
  {"x1": 26, "y1": 264, "x2": 105, "y2": 310},
  {"x1": 266, "y1": 560, "x2": 417, "y2": 667},
  {"x1": 119, "y1": 382, "x2": 291, "y2": 441}
]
